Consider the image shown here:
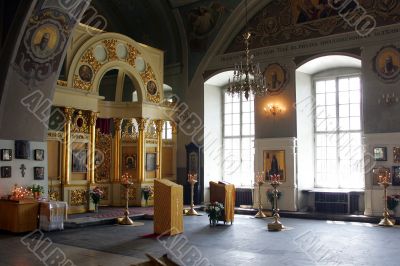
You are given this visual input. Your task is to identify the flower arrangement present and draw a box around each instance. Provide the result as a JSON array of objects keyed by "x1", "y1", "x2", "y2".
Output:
[
  {"x1": 205, "y1": 202, "x2": 224, "y2": 226},
  {"x1": 90, "y1": 187, "x2": 103, "y2": 205},
  {"x1": 387, "y1": 195, "x2": 400, "y2": 211},
  {"x1": 141, "y1": 186, "x2": 154, "y2": 201},
  {"x1": 28, "y1": 184, "x2": 45, "y2": 200}
]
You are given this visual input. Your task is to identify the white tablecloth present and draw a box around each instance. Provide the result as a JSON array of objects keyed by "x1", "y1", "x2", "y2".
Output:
[{"x1": 39, "y1": 201, "x2": 68, "y2": 231}]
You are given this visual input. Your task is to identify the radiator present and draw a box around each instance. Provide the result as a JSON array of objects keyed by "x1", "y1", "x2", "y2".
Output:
[{"x1": 235, "y1": 188, "x2": 253, "y2": 207}]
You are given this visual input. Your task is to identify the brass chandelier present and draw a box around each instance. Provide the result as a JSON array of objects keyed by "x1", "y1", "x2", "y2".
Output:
[{"x1": 227, "y1": 0, "x2": 267, "y2": 100}]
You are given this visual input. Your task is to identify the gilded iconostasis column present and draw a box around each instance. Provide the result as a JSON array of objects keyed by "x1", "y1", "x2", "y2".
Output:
[
  {"x1": 171, "y1": 121, "x2": 178, "y2": 179},
  {"x1": 89, "y1": 112, "x2": 98, "y2": 185},
  {"x1": 63, "y1": 107, "x2": 74, "y2": 185},
  {"x1": 137, "y1": 118, "x2": 147, "y2": 183},
  {"x1": 113, "y1": 118, "x2": 123, "y2": 182},
  {"x1": 155, "y1": 120, "x2": 164, "y2": 179}
]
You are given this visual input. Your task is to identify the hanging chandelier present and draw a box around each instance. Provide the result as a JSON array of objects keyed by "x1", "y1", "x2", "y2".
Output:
[{"x1": 227, "y1": 0, "x2": 267, "y2": 100}]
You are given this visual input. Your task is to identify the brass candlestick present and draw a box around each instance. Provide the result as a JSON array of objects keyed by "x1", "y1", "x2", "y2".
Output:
[
  {"x1": 119, "y1": 174, "x2": 135, "y2": 225},
  {"x1": 268, "y1": 178, "x2": 283, "y2": 231},
  {"x1": 255, "y1": 181, "x2": 266, "y2": 218},
  {"x1": 186, "y1": 174, "x2": 199, "y2": 216},
  {"x1": 379, "y1": 179, "x2": 395, "y2": 227},
  {"x1": 255, "y1": 172, "x2": 266, "y2": 218}
]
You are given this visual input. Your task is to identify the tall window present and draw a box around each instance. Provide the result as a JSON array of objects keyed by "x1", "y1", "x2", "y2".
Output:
[
  {"x1": 314, "y1": 75, "x2": 363, "y2": 189},
  {"x1": 162, "y1": 121, "x2": 172, "y2": 140},
  {"x1": 223, "y1": 92, "x2": 254, "y2": 187}
]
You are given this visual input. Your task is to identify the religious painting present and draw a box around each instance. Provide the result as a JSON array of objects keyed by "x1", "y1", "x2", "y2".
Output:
[
  {"x1": 78, "y1": 65, "x2": 93, "y2": 82},
  {"x1": 263, "y1": 150, "x2": 285, "y2": 182},
  {"x1": 1, "y1": 149, "x2": 12, "y2": 161},
  {"x1": 373, "y1": 46, "x2": 400, "y2": 83},
  {"x1": 34, "y1": 167, "x2": 44, "y2": 180},
  {"x1": 394, "y1": 147, "x2": 400, "y2": 163},
  {"x1": 373, "y1": 147, "x2": 387, "y2": 161},
  {"x1": 146, "y1": 153, "x2": 157, "y2": 171},
  {"x1": 72, "y1": 149, "x2": 87, "y2": 173},
  {"x1": 15, "y1": 140, "x2": 30, "y2": 159},
  {"x1": 1, "y1": 166, "x2": 11, "y2": 178},
  {"x1": 146, "y1": 80, "x2": 158, "y2": 96},
  {"x1": 125, "y1": 154, "x2": 137, "y2": 170},
  {"x1": 372, "y1": 167, "x2": 391, "y2": 185},
  {"x1": 392, "y1": 166, "x2": 400, "y2": 186},
  {"x1": 95, "y1": 150, "x2": 104, "y2": 166},
  {"x1": 290, "y1": 0, "x2": 337, "y2": 24},
  {"x1": 188, "y1": 151, "x2": 199, "y2": 174},
  {"x1": 31, "y1": 24, "x2": 59, "y2": 59},
  {"x1": 264, "y1": 63, "x2": 287, "y2": 95},
  {"x1": 34, "y1": 149, "x2": 44, "y2": 161}
]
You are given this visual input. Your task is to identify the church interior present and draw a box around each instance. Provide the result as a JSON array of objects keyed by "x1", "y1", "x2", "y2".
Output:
[{"x1": 1, "y1": 0, "x2": 400, "y2": 265}]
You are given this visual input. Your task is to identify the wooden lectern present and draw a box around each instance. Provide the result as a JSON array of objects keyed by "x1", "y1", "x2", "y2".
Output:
[{"x1": 154, "y1": 179, "x2": 183, "y2": 236}]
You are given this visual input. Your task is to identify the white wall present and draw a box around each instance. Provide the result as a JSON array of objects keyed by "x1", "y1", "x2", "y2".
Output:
[
  {"x1": 0, "y1": 139, "x2": 47, "y2": 197},
  {"x1": 204, "y1": 84, "x2": 223, "y2": 203}
]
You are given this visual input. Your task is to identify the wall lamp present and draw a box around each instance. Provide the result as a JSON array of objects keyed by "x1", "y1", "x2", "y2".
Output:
[
  {"x1": 264, "y1": 103, "x2": 285, "y2": 117},
  {"x1": 378, "y1": 92, "x2": 399, "y2": 105}
]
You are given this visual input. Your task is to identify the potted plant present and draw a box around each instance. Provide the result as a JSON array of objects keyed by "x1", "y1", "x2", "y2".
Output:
[
  {"x1": 387, "y1": 195, "x2": 399, "y2": 214},
  {"x1": 29, "y1": 184, "x2": 44, "y2": 200},
  {"x1": 141, "y1": 186, "x2": 154, "y2": 207},
  {"x1": 90, "y1": 187, "x2": 103, "y2": 212},
  {"x1": 205, "y1": 202, "x2": 224, "y2": 226}
]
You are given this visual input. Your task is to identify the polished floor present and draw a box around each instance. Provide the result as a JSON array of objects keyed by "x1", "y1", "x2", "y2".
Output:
[{"x1": 0, "y1": 214, "x2": 399, "y2": 266}]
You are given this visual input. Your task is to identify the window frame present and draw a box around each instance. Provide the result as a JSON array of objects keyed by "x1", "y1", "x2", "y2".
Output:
[{"x1": 313, "y1": 72, "x2": 364, "y2": 189}]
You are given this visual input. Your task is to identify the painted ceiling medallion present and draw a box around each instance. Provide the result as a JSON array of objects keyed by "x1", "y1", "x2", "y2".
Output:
[
  {"x1": 146, "y1": 80, "x2": 158, "y2": 96},
  {"x1": 373, "y1": 45, "x2": 400, "y2": 83},
  {"x1": 264, "y1": 63, "x2": 288, "y2": 95}
]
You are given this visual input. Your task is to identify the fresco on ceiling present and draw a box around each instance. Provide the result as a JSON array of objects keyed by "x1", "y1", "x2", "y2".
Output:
[
  {"x1": 180, "y1": 0, "x2": 240, "y2": 80},
  {"x1": 226, "y1": 0, "x2": 400, "y2": 53}
]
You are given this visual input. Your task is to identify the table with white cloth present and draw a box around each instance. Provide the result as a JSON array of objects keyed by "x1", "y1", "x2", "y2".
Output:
[{"x1": 39, "y1": 201, "x2": 68, "y2": 231}]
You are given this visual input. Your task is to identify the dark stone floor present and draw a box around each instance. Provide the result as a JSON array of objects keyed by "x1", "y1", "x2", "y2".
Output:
[{"x1": 0, "y1": 214, "x2": 399, "y2": 265}]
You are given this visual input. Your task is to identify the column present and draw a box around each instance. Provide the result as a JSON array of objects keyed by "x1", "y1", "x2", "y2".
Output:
[
  {"x1": 89, "y1": 112, "x2": 98, "y2": 185},
  {"x1": 136, "y1": 118, "x2": 147, "y2": 183},
  {"x1": 155, "y1": 120, "x2": 164, "y2": 179},
  {"x1": 63, "y1": 107, "x2": 74, "y2": 185},
  {"x1": 171, "y1": 121, "x2": 178, "y2": 179},
  {"x1": 113, "y1": 118, "x2": 123, "y2": 182}
]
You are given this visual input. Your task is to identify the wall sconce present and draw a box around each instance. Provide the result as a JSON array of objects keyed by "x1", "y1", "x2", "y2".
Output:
[
  {"x1": 378, "y1": 92, "x2": 399, "y2": 105},
  {"x1": 264, "y1": 104, "x2": 284, "y2": 117}
]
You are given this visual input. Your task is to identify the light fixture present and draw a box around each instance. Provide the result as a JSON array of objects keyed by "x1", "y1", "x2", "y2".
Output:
[
  {"x1": 227, "y1": 0, "x2": 267, "y2": 100},
  {"x1": 378, "y1": 92, "x2": 399, "y2": 105},
  {"x1": 264, "y1": 104, "x2": 284, "y2": 117}
]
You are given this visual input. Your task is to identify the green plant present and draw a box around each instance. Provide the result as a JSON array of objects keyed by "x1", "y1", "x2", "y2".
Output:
[
  {"x1": 205, "y1": 202, "x2": 224, "y2": 226},
  {"x1": 29, "y1": 184, "x2": 44, "y2": 194},
  {"x1": 387, "y1": 195, "x2": 399, "y2": 211}
]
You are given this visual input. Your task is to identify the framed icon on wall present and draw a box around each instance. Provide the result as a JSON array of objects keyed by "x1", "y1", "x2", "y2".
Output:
[
  {"x1": 1, "y1": 149, "x2": 12, "y2": 161},
  {"x1": 373, "y1": 147, "x2": 387, "y2": 161},
  {"x1": 15, "y1": 140, "x2": 30, "y2": 159}
]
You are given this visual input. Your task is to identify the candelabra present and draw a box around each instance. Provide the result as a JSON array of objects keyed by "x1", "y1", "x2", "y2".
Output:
[
  {"x1": 254, "y1": 172, "x2": 266, "y2": 218},
  {"x1": 186, "y1": 173, "x2": 199, "y2": 216},
  {"x1": 119, "y1": 173, "x2": 135, "y2": 225},
  {"x1": 378, "y1": 170, "x2": 395, "y2": 227},
  {"x1": 378, "y1": 92, "x2": 399, "y2": 105},
  {"x1": 268, "y1": 175, "x2": 283, "y2": 231}
]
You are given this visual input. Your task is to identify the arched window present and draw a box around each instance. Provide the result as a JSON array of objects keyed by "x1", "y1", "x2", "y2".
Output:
[{"x1": 99, "y1": 69, "x2": 118, "y2": 101}]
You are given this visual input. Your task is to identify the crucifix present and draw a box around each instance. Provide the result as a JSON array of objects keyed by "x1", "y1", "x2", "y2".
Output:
[{"x1": 20, "y1": 164, "x2": 26, "y2": 177}]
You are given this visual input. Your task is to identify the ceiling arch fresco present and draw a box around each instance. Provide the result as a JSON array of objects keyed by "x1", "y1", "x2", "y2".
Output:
[
  {"x1": 67, "y1": 32, "x2": 163, "y2": 104},
  {"x1": 226, "y1": 0, "x2": 400, "y2": 53}
]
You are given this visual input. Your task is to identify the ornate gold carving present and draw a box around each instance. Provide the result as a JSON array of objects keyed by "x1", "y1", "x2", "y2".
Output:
[
  {"x1": 146, "y1": 139, "x2": 158, "y2": 145},
  {"x1": 155, "y1": 120, "x2": 164, "y2": 134},
  {"x1": 121, "y1": 186, "x2": 137, "y2": 201},
  {"x1": 89, "y1": 112, "x2": 98, "y2": 126},
  {"x1": 140, "y1": 65, "x2": 156, "y2": 84},
  {"x1": 81, "y1": 48, "x2": 102, "y2": 74},
  {"x1": 48, "y1": 191, "x2": 59, "y2": 201},
  {"x1": 170, "y1": 121, "x2": 177, "y2": 134},
  {"x1": 103, "y1": 39, "x2": 118, "y2": 61},
  {"x1": 145, "y1": 120, "x2": 158, "y2": 139},
  {"x1": 63, "y1": 107, "x2": 74, "y2": 123},
  {"x1": 122, "y1": 119, "x2": 138, "y2": 141},
  {"x1": 114, "y1": 118, "x2": 123, "y2": 131},
  {"x1": 70, "y1": 189, "x2": 87, "y2": 206},
  {"x1": 136, "y1": 117, "x2": 147, "y2": 132},
  {"x1": 72, "y1": 110, "x2": 89, "y2": 133},
  {"x1": 71, "y1": 133, "x2": 89, "y2": 140},
  {"x1": 95, "y1": 130, "x2": 112, "y2": 183},
  {"x1": 47, "y1": 130, "x2": 64, "y2": 139},
  {"x1": 57, "y1": 80, "x2": 67, "y2": 87},
  {"x1": 73, "y1": 74, "x2": 92, "y2": 91},
  {"x1": 126, "y1": 43, "x2": 139, "y2": 66}
]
